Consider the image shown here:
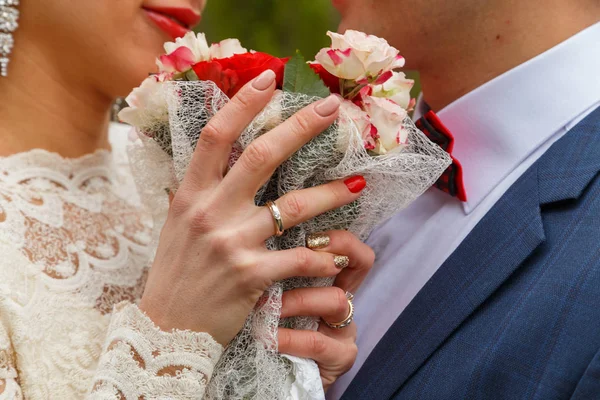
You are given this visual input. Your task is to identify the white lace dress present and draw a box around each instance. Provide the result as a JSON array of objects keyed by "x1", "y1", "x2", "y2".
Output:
[{"x1": 0, "y1": 124, "x2": 224, "y2": 399}]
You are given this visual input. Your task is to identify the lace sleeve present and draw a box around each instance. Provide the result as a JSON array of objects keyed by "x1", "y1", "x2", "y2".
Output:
[
  {"x1": 89, "y1": 302, "x2": 224, "y2": 399},
  {"x1": 0, "y1": 320, "x2": 23, "y2": 400}
]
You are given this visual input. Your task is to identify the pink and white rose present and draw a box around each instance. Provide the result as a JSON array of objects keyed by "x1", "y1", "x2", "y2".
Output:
[
  {"x1": 363, "y1": 96, "x2": 409, "y2": 155},
  {"x1": 315, "y1": 30, "x2": 405, "y2": 81},
  {"x1": 157, "y1": 33, "x2": 248, "y2": 73},
  {"x1": 371, "y1": 71, "x2": 415, "y2": 110},
  {"x1": 338, "y1": 98, "x2": 379, "y2": 151},
  {"x1": 340, "y1": 99, "x2": 372, "y2": 141},
  {"x1": 157, "y1": 32, "x2": 211, "y2": 72}
]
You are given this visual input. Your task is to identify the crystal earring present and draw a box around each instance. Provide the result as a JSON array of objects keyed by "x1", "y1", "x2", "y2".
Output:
[{"x1": 0, "y1": 0, "x2": 19, "y2": 77}]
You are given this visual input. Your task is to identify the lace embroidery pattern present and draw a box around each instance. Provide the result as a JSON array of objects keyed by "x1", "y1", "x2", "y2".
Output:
[
  {"x1": 0, "y1": 132, "x2": 223, "y2": 399},
  {"x1": 0, "y1": 148, "x2": 153, "y2": 309},
  {"x1": 90, "y1": 303, "x2": 223, "y2": 399}
]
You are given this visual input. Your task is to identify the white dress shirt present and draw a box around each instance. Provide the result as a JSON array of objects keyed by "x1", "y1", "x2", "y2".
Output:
[{"x1": 329, "y1": 22, "x2": 600, "y2": 399}]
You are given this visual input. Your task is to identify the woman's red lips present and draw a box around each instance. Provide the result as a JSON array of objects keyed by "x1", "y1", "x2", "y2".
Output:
[
  {"x1": 144, "y1": 9, "x2": 191, "y2": 40},
  {"x1": 145, "y1": 7, "x2": 202, "y2": 27}
]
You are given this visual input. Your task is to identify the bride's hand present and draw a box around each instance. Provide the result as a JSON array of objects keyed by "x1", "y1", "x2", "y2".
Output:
[
  {"x1": 278, "y1": 230, "x2": 375, "y2": 391},
  {"x1": 139, "y1": 70, "x2": 366, "y2": 347}
]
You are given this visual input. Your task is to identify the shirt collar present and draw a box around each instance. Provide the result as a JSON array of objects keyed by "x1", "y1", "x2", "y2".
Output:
[{"x1": 431, "y1": 22, "x2": 600, "y2": 214}]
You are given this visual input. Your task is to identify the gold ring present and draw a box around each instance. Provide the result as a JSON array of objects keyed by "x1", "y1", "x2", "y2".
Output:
[
  {"x1": 324, "y1": 291, "x2": 355, "y2": 329},
  {"x1": 265, "y1": 201, "x2": 284, "y2": 237}
]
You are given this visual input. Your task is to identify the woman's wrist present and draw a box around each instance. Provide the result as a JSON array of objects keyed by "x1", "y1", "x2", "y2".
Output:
[{"x1": 138, "y1": 295, "x2": 178, "y2": 332}]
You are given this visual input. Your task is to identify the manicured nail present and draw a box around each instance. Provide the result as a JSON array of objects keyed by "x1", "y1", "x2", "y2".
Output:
[
  {"x1": 252, "y1": 69, "x2": 276, "y2": 90},
  {"x1": 306, "y1": 233, "x2": 330, "y2": 250},
  {"x1": 344, "y1": 176, "x2": 366, "y2": 194},
  {"x1": 334, "y1": 255, "x2": 350, "y2": 269},
  {"x1": 315, "y1": 95, "x2": 340, "y2": 117}
]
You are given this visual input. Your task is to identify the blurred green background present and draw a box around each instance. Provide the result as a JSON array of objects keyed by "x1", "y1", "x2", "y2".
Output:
[
  {"x1": 199, "y1": 0, "x2": 339, "y2": 58},
  {"x1": 197, "y1": 0, "x2": 420, "y2": 96}
]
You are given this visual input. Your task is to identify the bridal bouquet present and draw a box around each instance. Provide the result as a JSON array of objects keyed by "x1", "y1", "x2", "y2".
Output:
[{"x1": 120, "y1": 30, "x2": 451, "y2": 400}]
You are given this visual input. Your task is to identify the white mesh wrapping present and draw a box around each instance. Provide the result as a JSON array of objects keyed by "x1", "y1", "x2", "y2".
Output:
[{"x1": 128, "y1": 80, "x2": 451, "y2": 399}]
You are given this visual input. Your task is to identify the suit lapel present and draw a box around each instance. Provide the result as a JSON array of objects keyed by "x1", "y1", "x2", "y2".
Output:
[{"x1": 343, "y1": 106, "x2": 600, "y2": 400}]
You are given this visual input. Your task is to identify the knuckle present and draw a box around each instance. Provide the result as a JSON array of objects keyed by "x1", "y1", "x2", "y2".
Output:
[
  {"x1": 333, "y1": 288, "x2": 349, "y2": 316},
  {"x1": 232, "y1": 88, "x2": 253, "y2": 109},
  {"x1": 169, "y1": 191, "x2": 191, "y2": 218},
  {"x1": 337, "y1": 230, "x2": 355, "y2": 250},
  {"x1": 322, "y1": 253, "x2": 338, "y2": 276},
  {"x1": 365, "y1": 246, "x2": 376, "y2": 269},
  {"x1": 346, "y1": 344, "x2": 359, "y2": 368},
  {"x1": 233, "y1": 254, "x2": 260, "y2": 273},
  {"x1": 294, "y1": 248, "x2": 312, "y2": 274},
  {"x1": 233, "y1": 257, "x2": 266, "y2": 288},
  {"x1": 188, "y1": 205, "x2": 213, "y2": 234},
  {"x1": 278, "y1": 331, "x2": 290, "y2": 352},
  {"x1": 199, "y1": 122, "x2": 223, "y2": 147},
  {"x1": 289, "y1": 290, "x2": 308, "y2": 312},
  {"x1": 309, "y1": 333, "x2": 328, "y2": 356},
  {"x1": 207, "y1": 230, "x2": 236, "y2": 253},
  {"x1": 283, "y1": 192, "x2": 307, "y2": 221},
  {"x1": 354, "y1": 243, "x2": 375, "y2": 272},
  {"x1": 241, "y1": 141, "x2": 272, "y2": 173},
  {"x1": 330, "y1": 184, "x2": 347, "y2": 205},
  {"x1": 291, "y1": 112, "x2": 313, "y2": 137}
]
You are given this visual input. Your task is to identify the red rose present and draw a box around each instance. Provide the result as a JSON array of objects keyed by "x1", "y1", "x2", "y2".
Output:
[
  {"x1": 192, "y1": 52, "x2": 287, "y2": 98},
  {"x1": 192, "y1": 61, "x2": 239, "y2": 96},
  {"x1": 309, "y1": 63, "x2": 341, "y2": 95}
]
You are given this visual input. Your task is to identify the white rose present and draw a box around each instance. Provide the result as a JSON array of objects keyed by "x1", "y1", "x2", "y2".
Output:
[
  {"x1": 371, "y1": 71, "x2": 415, "y2": 110},
  {"x1": 363, "y1": 96, "x2": 409, "y2": 155},
  {"x1": 315, "y1": 30, "x2": 405, "y2": 81},
  {"x1": 210, "y1": 38, "x2": 248, "y2": 59},
  {"x1": 118, "y1": 75, "x2": 169, "y2": 130}
]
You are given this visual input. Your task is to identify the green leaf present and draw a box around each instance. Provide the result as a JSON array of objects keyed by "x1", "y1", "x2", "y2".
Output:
[{"x1": 283, "y1": 51, "x2": 330, "y2": 98}]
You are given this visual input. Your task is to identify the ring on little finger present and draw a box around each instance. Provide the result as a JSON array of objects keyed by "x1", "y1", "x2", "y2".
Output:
[{"x1": 324, "y1": 291, "x2": 355, "y2": 329}]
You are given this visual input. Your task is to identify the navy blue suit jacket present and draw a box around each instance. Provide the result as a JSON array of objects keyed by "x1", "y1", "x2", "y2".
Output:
[{"x1": 342, "y1": 106, "x2": 600, "y2": 400}]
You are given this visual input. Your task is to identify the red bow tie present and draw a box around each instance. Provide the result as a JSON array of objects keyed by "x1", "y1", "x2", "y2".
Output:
[{"x1": 416, "y1": 111, "x2": 467, "y2": 202}]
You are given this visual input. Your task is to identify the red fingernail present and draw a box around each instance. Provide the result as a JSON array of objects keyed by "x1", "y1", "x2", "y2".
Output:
[{"x1": 344, "y1": 176, "x2": 366, "y2": 193}]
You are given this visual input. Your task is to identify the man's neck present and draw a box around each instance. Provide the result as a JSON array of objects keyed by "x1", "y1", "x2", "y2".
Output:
[
  {"x1": 0, "y1": 37, "x2": 113, "y2": 158},
  {"x1": 418, "y1": 2, "x2": 599, "y2": 111}
]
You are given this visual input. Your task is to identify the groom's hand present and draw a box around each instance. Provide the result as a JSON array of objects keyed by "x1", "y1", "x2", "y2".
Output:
[
  {"x1": 278, "y1": 230, "x2": 375, "y2": 391},
  {"x1": 278, "y1": 287, "x2": 359, "y2": 392}
]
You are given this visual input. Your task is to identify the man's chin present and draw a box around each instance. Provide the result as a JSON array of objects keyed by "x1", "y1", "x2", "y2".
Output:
[{"x1": 337, "y1": 17, "x2": 366, "y2": 35}]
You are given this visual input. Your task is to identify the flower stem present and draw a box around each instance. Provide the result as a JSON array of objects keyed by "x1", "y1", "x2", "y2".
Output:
[{"x1": 345, "y1": 83, "x2": 367, "y2": 100}]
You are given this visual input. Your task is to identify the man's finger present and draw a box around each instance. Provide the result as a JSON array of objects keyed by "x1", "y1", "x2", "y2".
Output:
[
  {"x1": 306, "y1": 230, "x2": 375, "y2": 293},
  {"x1": 278, "y1": 328, "x2": 356, "y2": 366},
  {"x1": 280, "y1": 287, "x2": 351, "y2": 324}
]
